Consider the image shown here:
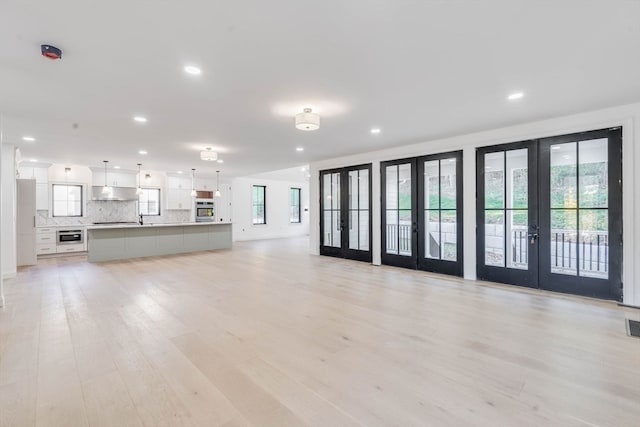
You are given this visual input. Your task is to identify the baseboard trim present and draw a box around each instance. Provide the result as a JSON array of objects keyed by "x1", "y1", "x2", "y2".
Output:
[{"x1": 2, "y1": 272, "x2": 16, "y2": 280}]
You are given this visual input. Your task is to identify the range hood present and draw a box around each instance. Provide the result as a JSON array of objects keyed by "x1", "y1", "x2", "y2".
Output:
[{"x1": 91, "y1": 186, "x2": 139, "y2": 201}]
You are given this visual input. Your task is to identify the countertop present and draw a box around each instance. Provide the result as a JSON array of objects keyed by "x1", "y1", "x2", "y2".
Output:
[{"x1": 86, "y1": 222, "x2": 230, "y2": 230}]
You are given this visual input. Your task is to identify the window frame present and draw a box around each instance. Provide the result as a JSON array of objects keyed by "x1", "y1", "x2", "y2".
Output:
[
  {"x1": 51, "y1": 183, "x2": 84, "y2": 217},
  {"x1": 138, "y1": 187, "x2": 161, "y2": 216},
  {"x1": 252, "y1": 185, "x2": 267, "y2": 225},
  {"x1": 290, "y1": 187, "x2": 302, "y2": 224}
]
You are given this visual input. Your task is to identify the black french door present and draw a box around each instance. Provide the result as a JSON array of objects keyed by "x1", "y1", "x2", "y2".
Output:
[
  {"x1": 320, "y1": 164, "x2": 372, "y2": 262},
  {"x1": 476, "y1": 128, "x2": 623, "y2": 300},
  {"x1": 381, "y1": 151, "x2": 464, "y2": 276}
]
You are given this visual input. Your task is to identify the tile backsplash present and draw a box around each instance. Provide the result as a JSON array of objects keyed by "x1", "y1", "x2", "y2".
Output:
[{"x1": 37, "y1": 200, "x2": 191, "y2": 226}]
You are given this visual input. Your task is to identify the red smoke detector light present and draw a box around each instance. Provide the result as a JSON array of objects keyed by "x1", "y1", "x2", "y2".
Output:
[{"x1": 41, "y1": 44, "x2": 62, "y2": 60}]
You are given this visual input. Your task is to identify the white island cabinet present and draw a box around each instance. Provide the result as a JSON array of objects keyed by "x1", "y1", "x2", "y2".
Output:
[{"x1": 87, "y1": 222, "x2": 231, "y2": 262}]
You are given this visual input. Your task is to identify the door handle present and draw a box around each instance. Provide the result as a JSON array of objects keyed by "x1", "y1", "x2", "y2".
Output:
[{"x1": 528, "y1": 233, "x2": 538, "y2": 244}]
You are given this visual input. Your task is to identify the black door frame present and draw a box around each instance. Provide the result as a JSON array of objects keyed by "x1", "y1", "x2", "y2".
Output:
[
  {"x1": 476, "y1": 128, "x2": 623, "y2": 301},
  {"x1": 538, "y1": 128, "x2": 623, "y2": 300},
  {"x1": 476, "y1": 141, "x2": 539, "y2": 288},
  {"x1": 319, "y1": 164, "x2": 372, "y2": 263},
  {"x1": 381, "y1": 151, "x2": 464, "y2": 276}
]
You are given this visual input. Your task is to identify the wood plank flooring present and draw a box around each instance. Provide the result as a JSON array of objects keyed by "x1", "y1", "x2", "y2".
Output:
[{"x1": 1, "y1": 237, "x2": 639, "y2": 426}]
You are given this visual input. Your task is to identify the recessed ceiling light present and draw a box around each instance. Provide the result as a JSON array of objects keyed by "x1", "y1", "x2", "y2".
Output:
[
  {"x1": 300, "y1": 167, "x2": 306, "y2": 172},
  {"x1": 30, "y1": 159, "x2": 38, "y2": 162},
  {"x1": 133, "y1": 116, "x2": 148, "y2": 123},
  {"x1": 114, "y1": 165, "x2": 121, "y2": 169},
  {"x1": 370, "y1": 128, "x2": 381, "y2": 134},
  {"x1": 184, "y1": 65, "x2": 202, "y2": 75},
  {"x1": 138, "y1": 150, "x2": 148, "y2": 155},
  {"x1": 507, "y1": 92, "x2": 524, "y2": 101},
  {"x1": 217, "y1": 159, "x2": 224, "y2": 163},
  {"x1": 22, "y1": 136, "x2": 35, "y2": 142},
  {"x1": 177, "y1": 170, "x2": 183, "y2": 174},
  {"x1": 296, "y1": 147, "x2": 304, "y2": 152}
]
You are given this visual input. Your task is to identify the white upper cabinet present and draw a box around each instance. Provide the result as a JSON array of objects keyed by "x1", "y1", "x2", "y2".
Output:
[
  {"x1": 166, "y1": 175, "x2": 193, "y2": 210},
  {"x1": 19, "y1": 165, "x2": 49, "y2": 183},
  {"x1": 90, "y1": 168, "x2": 137, "y2": 188},
  {"x1": 195, "y1": 177, "x2": 216, "y2": 191}
]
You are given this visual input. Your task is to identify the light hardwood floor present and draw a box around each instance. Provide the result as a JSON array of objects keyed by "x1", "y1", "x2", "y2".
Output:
[{"x1": 1, "y1": 237, "x2": 639, "y2": 427}]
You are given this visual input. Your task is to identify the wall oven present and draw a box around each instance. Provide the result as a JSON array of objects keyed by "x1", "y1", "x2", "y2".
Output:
[
  {"x1": 57, "y1": 229, "x2": 84, "y2": 245},
  {"x1": 195, "y1": 200, "x2": 215, "y2": 222}
]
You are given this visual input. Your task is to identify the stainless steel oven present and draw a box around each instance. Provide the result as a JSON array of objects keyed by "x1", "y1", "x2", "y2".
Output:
[
  {"x1": 57, "y1": 229, "x2": 84, "y2": 245},
  {"x1": 195, "y1": 200, "x2": 215, "y2": 222}
]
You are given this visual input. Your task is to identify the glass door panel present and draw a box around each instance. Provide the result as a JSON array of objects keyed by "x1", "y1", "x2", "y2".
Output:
[
  {"x1": 320, "y1": 165, "x2": 372, "y2": 262},
  {"x1": 477, "y1": 142, "x2": 538, "y2": 288},
  {"x1": 383, "y1": 151, "x2": 463, "y2": 276}
]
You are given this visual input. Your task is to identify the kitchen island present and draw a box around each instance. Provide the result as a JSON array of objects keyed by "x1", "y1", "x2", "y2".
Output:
[{"x1": 86, "y1": 222, "x2": 232, "y2": 262}]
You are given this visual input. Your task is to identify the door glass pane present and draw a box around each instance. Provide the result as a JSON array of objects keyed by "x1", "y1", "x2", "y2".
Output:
[
  {"x1": 323, "y1": 174, "x2": 331, "y2": 205},
  {"x1": 359, "y1": 211, "x2": 369, "y2": 251},
  {"x1": 386, "y1": 210, "x2": 399, "y2": 254},
  {"x1": 348, "y1": 171, "x2": 358, "y2": 210},
  {"x1": 440, "y1": 159, "x2": 456, "y2": 210},
  {"x1": 484, "y1": 152, "x2": 504, "y2": 209},
  {"x1": 332, "y1": 173, "x2": 340, "y2": 210},
  {"x1": 332, "y1": 210, "x2": 341, "y2": 247},
  {"x1": 550, "y1": 143, "x2": 577, "y2": 209},
  {"x1": 441, "y1": 210, "x2": 457, "y2": 261},
  {"x1": 349, "y1": 210, "x2": 359, "y2": 250},
  {"x1": 359, "y1": 169, "x2": 369, "y2": 209},
  {"x1": 398, "y1": 164, "x2": 412, "y2": 210},
  {"x1": 485, "y1": 210, "x2": 505, "y2": 266},
  {"x1": 424, "y1": 160, "x2": 439, "y2": 210},
  {"x1": 550, "y1": 209, "x2": 577, "y2": 276},
  {"x1": 323, "y1": 211, "x2": 332, "y2": 246},
  {"x1": 399, "y1": 210, "x2": 412, "y2": 256},
  {"x1": 506, "y1": 210, "x2": 528, "y2": 269},
  {"x1": 579, "y1": 139, "x2": 608, "y2": 208},
  {"x1": 506, "y1": 149, "x2": 528, "y2": 209},
  {"x1": 386, "y1": 166, "x2": 398, "y2": 210},
  {"x1": 424, "y1": 210, "x2": 440, "y2": 259},
  {"x1": 579, "y1": 209, "x2": 608, "y2": 279}
]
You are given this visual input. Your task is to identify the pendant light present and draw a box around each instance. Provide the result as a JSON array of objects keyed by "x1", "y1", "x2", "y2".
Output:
[
  {"x1": 136, "y1": 163, "x2": 143, "y2": 195},
  {"x1": 214, "y1": 170, "x2": 221, "y2": 198},
  {"x1": 101, "y1": 160, "x2": 111, "y2": 194},
  {"x1": 190, "y1": 168, "x2": 197, "y2": 197}
]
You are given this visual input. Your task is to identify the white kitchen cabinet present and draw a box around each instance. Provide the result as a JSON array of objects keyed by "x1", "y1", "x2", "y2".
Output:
[
  {"x1": 18, "y1": 165, "x2": 49, "y2": 183},
  {"x1": 195, "y1": 177, "x2": 216, "y2": 191},
  {"x1": 17, "y1": 179, "x2": 37, "y2": 266},
  {"x1": 91, "y1": 168, "x2": 137, "y2": 187},
  {"x1": 36, "y1": 183, "x2": 48, "y2": 210},
  {"x1": 56, "y1": 243, "x2": 84, "y2": 254},
  {"x1": 166, "y1": 175, "x2": 193, "y2": 210}
]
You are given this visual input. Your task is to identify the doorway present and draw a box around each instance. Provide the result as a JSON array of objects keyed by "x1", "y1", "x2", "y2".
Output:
[
  {"x1": 476, "y1": 128, "x2": 622, "y2": 300},
  {"x1": 320, "y1": 164, "x2": 372, "y2": 262},
  {"x1": 381, "y1": 151, "x2": 464, "y2": 276}
]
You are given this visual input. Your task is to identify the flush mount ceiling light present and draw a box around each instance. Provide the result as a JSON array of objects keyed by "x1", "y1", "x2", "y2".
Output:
[
  {"x1": 296, "y1": 147, "x2": 304, "y2": 152},
  {"x1": 200, "y1": 147, "x2": 218, "y2": 161},
  {"x1": 22, "y1": 136, "x2": 35, "y2": 142},
  {"x1": 295, "y1": 108, "x2": 320, "y2": 131},
  {"x1": 133, "y1": 116, "x2": 148, "y2": 123},
  {"x1": 370, "y1": 128, "x2": 381, "y2": 134},
  {"x1": 217, "y1": 159, "x2": 224, "y2": 164},
  {"x1": 184, "y1": 65, "x2": 201, "y2": 75},
  {"x1": 507, "y1": 92, "x2": 524, "y2": 101}
]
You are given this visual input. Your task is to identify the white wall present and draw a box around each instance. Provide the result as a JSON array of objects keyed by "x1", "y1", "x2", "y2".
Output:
[
  {"x1": 232, "y1": 177, "x2": 309, "y2": 242},
  {"x1": 1, "y1": 144, "x2": 17, "y2": 279},
  {"x1": 310, "y1": 102, "x2": 640, "y2": 307}
]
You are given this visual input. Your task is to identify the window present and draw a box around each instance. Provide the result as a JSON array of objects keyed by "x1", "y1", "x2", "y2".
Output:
[
  {"x1": 52, "y1": 184, "x2": 83, "y2": 217},
  {"x1": 290, "y1": 188, "x2": 301, "y2": 223},
  {"x1": 252, "y1": 185, "x2": 266, "y2": 224},
  {"x1": 139, "y1": 188, "x2": 161, "y2": 216}
]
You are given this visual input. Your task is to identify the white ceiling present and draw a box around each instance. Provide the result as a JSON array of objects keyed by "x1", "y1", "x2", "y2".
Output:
[{"x1": 1, "y1": 1, "x2": 639, "y2": 178}]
